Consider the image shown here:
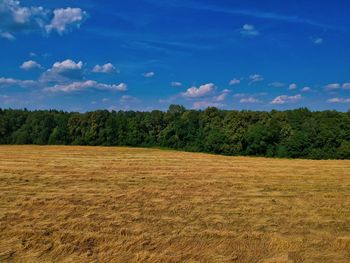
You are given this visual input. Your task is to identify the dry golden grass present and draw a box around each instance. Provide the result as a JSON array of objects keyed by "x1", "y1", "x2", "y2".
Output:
[{"x1": 0, "y1": 146, "x2": 349, "y2": 263}]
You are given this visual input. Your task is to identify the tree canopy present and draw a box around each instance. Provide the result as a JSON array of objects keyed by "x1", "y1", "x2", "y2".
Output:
[{"x1": 0, "y1": 106, "x2": 349, "y2": 159}]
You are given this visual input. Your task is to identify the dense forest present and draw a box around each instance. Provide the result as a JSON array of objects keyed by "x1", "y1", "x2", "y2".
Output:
[{"x1": 0, "y1": 106, "x2": 349, "y2": 159}]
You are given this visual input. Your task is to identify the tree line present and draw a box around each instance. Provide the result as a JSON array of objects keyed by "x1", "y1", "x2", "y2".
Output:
[{"x1": 0, "y1": 106, "x2": 349, "y2": 159}]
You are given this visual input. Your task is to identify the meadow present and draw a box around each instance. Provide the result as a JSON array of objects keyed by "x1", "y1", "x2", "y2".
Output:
[{"x1": 0, "y1": 146, "x2": 349, "y2": 262}]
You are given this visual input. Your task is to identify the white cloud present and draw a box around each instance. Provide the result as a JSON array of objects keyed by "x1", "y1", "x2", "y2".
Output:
[
  {"x1": 52, "y1": 59, "x2": 83, "y2": 71},
  {"x1": 29, "y1": 52, "x2": 37, "y2": 57},
  {"x1": 313, "y1": 38, "x2": 323, "y2": 45},
  {"x1": 115, "y1": 83, "x2": 128, "y2": 91},
  {"x1": 40, "y1": 59, "x2": 84, "y2": 82},
  {"x1": 269, "y1": 82, "x2": 285, "y2": 88},
  {"x1": 325, "y1": 83, "x2": 341, "y2": 90},
  {"x1": 233, "y1": 93, "x2": 246, "y2": 98},
  {"x1": 241, "y1": 24, "x2": 260, "y2": 37},
  {"x1": 0, "y1": 1, "x2": 87, "y2": 38},
  {"x1": 229, "y1": 78, "x2": 240, "y2": 85},
  {"x1": 249, "y1": 74, "x2": 263, "y2": 84},
  {"x1": 182, "y1": 83, "x2": 215, "y2": 98},
  {"x1": 342, "y1": 83, "x2": 350, "y2": 90},
  {"x1": 120, "y1": 95, "x2": 139, "y2": 104},
  {"x1": 92, "y1": 63, "x2": 117, "y2": 74},
  {"x1": 20, "y1": 60, "x2": 42, "y2": 70},
  {"x1": 2, "y1": 57, "x2": 130, "y2": 95},
  {"x1": 45, "y1": 7, "x2": 87, "y2": 35},
  {"x1": 301, "y1": 86, "x2": 311, "y2": 92},
  {"x1": 171, "y1": 81, "x2": 182, "y2": 87},
  {"x1": 327, "y1": 97, "x2": 350, "y2": 103},
  {"x1": 0, "y1": 0, "x2": 49, "y2": 37},
  {"x1": 240, "y1": 97, "x2": 260, "y2": 103},
  {"x1": 271, "y1": 94, "x2": 302, "y2": 105},
  {"x1": 143, "y1": 71, "x2": 155, "y2": 78},
  {"x1": 325, "y1": 82, "x2": 350, "y2": 90},
  {"x1": 0, "y1": 31, "x2": 15, "y2": 40},
  {"x1": 215, "y1": 89, "x2": 230, "y2": 101},
  {"x1": 288, "y1": 83, "x2": 297, "y2": 90},
  {"x1": 44, "y1": 80, "x2": 127, "y2": 93},
  {"x1": 0, "y1": 77, "x2": 36, "y2": 88}
]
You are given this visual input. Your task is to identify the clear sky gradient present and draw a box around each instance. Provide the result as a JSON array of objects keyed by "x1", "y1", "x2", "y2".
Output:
[{"x1": 1, "y1": 0, "x2": 350, "y2": 112}]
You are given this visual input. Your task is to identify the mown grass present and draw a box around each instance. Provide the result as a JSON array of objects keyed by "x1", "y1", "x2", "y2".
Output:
[{"x1": 0, "y1": 146, "x2": 349, "y2": 262}]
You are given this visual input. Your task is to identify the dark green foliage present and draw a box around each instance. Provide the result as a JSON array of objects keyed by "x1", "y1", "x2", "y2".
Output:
[{"x1": 0, "y1": 106, "x2": 349, "y2": 159}]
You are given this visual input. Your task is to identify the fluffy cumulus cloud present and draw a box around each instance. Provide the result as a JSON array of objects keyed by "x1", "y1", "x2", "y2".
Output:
[
  {"x1": 229, "y1": 78, "x2": 240, "y2": 86},
  {"x1": 2, "y1": 57, "x2": 129, "y2": 96},
  {"x1": 325, "y1": 83, "x2": 340, "y2": 90},
  {"x1": 40, "y1": 59, "x2": 84, "y2": 82},
  {"x1": 44, "y1": 80, "x2": 127, "y2": 93},
  {"x1": 171, "y1": 81, "x2": 182, "y2": 87},
  {"x1": 249, "y1": 74, "x2": 264, "y2": 84},
  {"x1": 182, "y1": 83, "x2": 215, "y2": 98},
  {"x1": 241, "y1": 24, "x2": 260, "y2": 37},
  {"x1": 0, "y1": 0, "x2": 87, "y2": 39},
  {"x1": 289, "y1": 83, "x2": 297, "y2": 90},
  {"x1": 45, "y1": 7, "x2": 87, "y2": 35},
  {"x1": 92, "y1": 63, "x2": 117, "y2": 74},
  {"x1": 327, "y1": 97, "x2": 350, "y2": 103},
  {"x1": 301, "y1": 86, "x2": 311, "y2": 92},
  {"x1": 271, "y1": 94, "x2": 302, "y2": 105},
  {"x1": 143, "y1": 72, "x2": 155, "y2": 78},
  {"x1": 52, "y1": 59, "x2": 83, "y2": 72},
  {"x1": 20, "y1": 60, "x2": 42, "y2": 70}
]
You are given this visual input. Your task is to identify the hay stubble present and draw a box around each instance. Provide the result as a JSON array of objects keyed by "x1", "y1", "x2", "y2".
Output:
[{"x1": 0, "y1": 146, "x2": 349, "y2": 262}]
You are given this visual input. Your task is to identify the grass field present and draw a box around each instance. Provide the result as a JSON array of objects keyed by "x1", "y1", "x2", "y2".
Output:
[{"x1": 0, "y1": 146, "x2": 349, "y2": 262}]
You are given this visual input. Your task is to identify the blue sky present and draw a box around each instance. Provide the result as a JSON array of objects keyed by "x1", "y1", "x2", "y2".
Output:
[{"x1": 0, "y1": 0, "x2": 350, "y2": 112}]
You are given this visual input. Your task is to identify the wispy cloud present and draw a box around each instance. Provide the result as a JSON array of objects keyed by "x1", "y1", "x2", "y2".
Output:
[
  {"x1": 241, "y1": 24, "x2": 260, "y2": 37},
  {"x1": 143, "y1": 71, "x2": 155, "y2": 78},
  {"x1": 229, "y1": 79, "x2": 241, "y2": 86},
  {"x1": 249, "y1": 74, "x2": 264, "y2": 84},
  {"x1": 240, "y1": 97, "x2": 260, "y2": 103},
  {"x1": 176, "y1": 3, "x2": 343, "y2": 31},
  {"x1": 44, "y1": 80, "x2": 127, "y2": 93},
  {"x1": 0, "y1": 77, "x2": 36, "y2": 88},
  {"x1": 313, "y1": 37, "x2": 323, "y2": 45},
  {"x1": 327, "y1": 97, "x2": 350, "y2": 103},
  {"x1": 171, "y1": 81, "x2": 182, "y2": 87},
  {"x1": 269, "y1": 82, "x2": 285, "y2": 88}
]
